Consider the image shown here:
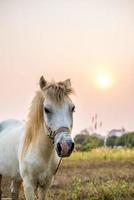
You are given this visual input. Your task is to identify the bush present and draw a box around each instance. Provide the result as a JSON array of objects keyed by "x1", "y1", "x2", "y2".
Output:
[{"x1": 74, "y1": 131, "x2": 104, "y2": 151}]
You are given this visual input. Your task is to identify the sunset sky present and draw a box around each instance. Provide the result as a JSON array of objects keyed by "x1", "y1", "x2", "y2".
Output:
[{"x1": 0, "y1": 0, "x2": 134, "y2": 136}]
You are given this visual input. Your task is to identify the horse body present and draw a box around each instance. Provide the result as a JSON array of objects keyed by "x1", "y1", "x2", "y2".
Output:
[
  {"x1": 0, "y1": 119, "x2": 24, "y2": 178},
  {"x1": 0, "y1": 76, "x2": 75, "y2": 200},
  {"x1": 0, "y1": 118, "x2": 60, "y2": 199},
  {"x1": 19, "y1": 128, "x2": 60, "y2": 200}
]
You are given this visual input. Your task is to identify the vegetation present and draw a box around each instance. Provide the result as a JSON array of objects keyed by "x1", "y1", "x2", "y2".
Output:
[
  {"x1": 106, "y1": 135, "x2": 118, "y2": 147},
  {"x1": 74, "y1": 130, "x2": 134, "y2": 151},
  {"x1": 49, "y1": 148, "x2": 134, "y2": 200},
  {"x1": 74, "y1": 130, "x2": 104, "y2": 151},
  {"x1": 106, "y1": 132, "x2": 134, "y2": 148},
  {"x1": 68, "y1": 148, "x2": 134, "y2": 161}
]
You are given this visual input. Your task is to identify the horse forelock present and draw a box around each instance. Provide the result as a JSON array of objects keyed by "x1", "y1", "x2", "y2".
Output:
[
  {"x1": 21, "y1": 81, "x2": 74, "y2": 158},
  {"x1": 42, "y1": 81, "x2": 74, "y2": 104}
]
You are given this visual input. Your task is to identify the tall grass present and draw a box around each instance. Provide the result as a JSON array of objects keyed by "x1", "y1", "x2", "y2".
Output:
[{"x1": 67, "y1": 148, "x2": 134, "y2": 161}]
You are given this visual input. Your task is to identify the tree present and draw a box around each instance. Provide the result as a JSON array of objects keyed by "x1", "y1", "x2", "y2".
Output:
[
  {"x1": 116, "y1": 132, "x2": 134, "y2": 147},
  {"x1": 106, "y1": 132, "x2": 134, "y2": 148},
  {"x1": 74, "y1": 131, "x2": 104, "y2": 151},
  {"x1": 106, "y1": 136, "x2": 118, "y2": 147}
]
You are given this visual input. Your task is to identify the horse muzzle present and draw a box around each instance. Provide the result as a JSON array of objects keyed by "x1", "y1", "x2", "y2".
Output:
[{"x1": 54, "y1": 132, "x2": 75, "y2": 157}]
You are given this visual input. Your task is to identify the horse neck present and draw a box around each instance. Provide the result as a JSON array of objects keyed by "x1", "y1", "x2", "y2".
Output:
[{"x1": 35, "y1": 127, "x2": 55, "y2": 159}]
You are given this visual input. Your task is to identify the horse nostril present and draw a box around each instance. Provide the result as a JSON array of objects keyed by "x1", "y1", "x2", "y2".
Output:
[
  {"x1": 70, "y1": 142, "x2": 74, "y2": 152},
  {"x1": 57, "y1": 143, "x2": 61, "y2": 154}
]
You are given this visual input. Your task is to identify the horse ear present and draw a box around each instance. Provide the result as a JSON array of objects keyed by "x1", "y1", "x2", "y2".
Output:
[
  {"x1": 64, "y1": 79, "x2": 71, "y2": 88},
  {"x1": 39, "y1": 76, "x2": 47, "y2": 89}
]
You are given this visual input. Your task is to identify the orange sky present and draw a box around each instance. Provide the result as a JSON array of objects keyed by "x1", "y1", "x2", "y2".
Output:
[{"x1": 0, "y1": 0, "x2": 134, "y2": 135}]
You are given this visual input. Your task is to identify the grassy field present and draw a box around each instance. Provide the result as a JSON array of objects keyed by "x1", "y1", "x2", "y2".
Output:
[{"x1": 2, "y1": 148, "x2": 134, "y2": 200}]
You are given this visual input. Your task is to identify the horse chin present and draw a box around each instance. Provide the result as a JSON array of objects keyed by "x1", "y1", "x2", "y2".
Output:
[{"x1": 56, "y1": 151, "x2": 72, "y2": 158}]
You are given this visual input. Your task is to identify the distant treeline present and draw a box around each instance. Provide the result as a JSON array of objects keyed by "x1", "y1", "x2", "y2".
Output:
[
  {"x1": 74, "y1": 130, "x2": 134, "y2": 151},
  {"x1": 106, "y1": 132, "x2": 134, "y2": 148}
]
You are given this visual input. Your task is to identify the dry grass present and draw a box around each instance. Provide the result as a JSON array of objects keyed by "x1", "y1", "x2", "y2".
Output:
[{"x1": 48, "y1": 159, "x2": 134, "y2": 200}]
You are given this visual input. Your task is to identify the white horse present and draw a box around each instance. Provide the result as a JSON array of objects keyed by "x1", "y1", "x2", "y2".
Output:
[{"x1": 0, "y1": 76, "x2": 75, "y2": 200}]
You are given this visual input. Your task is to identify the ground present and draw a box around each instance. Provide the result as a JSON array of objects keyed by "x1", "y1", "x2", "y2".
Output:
[{"x1": 1, "y1": 149, "x2": 134, "y2": 200}]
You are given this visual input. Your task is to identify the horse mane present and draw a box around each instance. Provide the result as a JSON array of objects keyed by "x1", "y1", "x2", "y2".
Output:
[{"x1": 21, "y1": 81, "x2": 73, "y2": 158}]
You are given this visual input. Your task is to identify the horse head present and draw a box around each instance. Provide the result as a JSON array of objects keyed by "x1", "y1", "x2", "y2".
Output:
[{"x1": 39, "y1": 76, "x2": 75, "y2": 157}]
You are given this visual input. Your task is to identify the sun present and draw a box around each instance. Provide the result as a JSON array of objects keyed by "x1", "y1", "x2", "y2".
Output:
[{"x1": 96, "y1": 71, "x2": 113, "y2": 89}]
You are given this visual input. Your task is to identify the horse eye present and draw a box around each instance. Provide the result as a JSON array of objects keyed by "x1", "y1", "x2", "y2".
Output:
[
  {"x1": 71, "y1": 106, "x2": 75, "y2": 112},
  {"x1": 44, "y1": 107, "x2": 51, "y2": 114}
]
